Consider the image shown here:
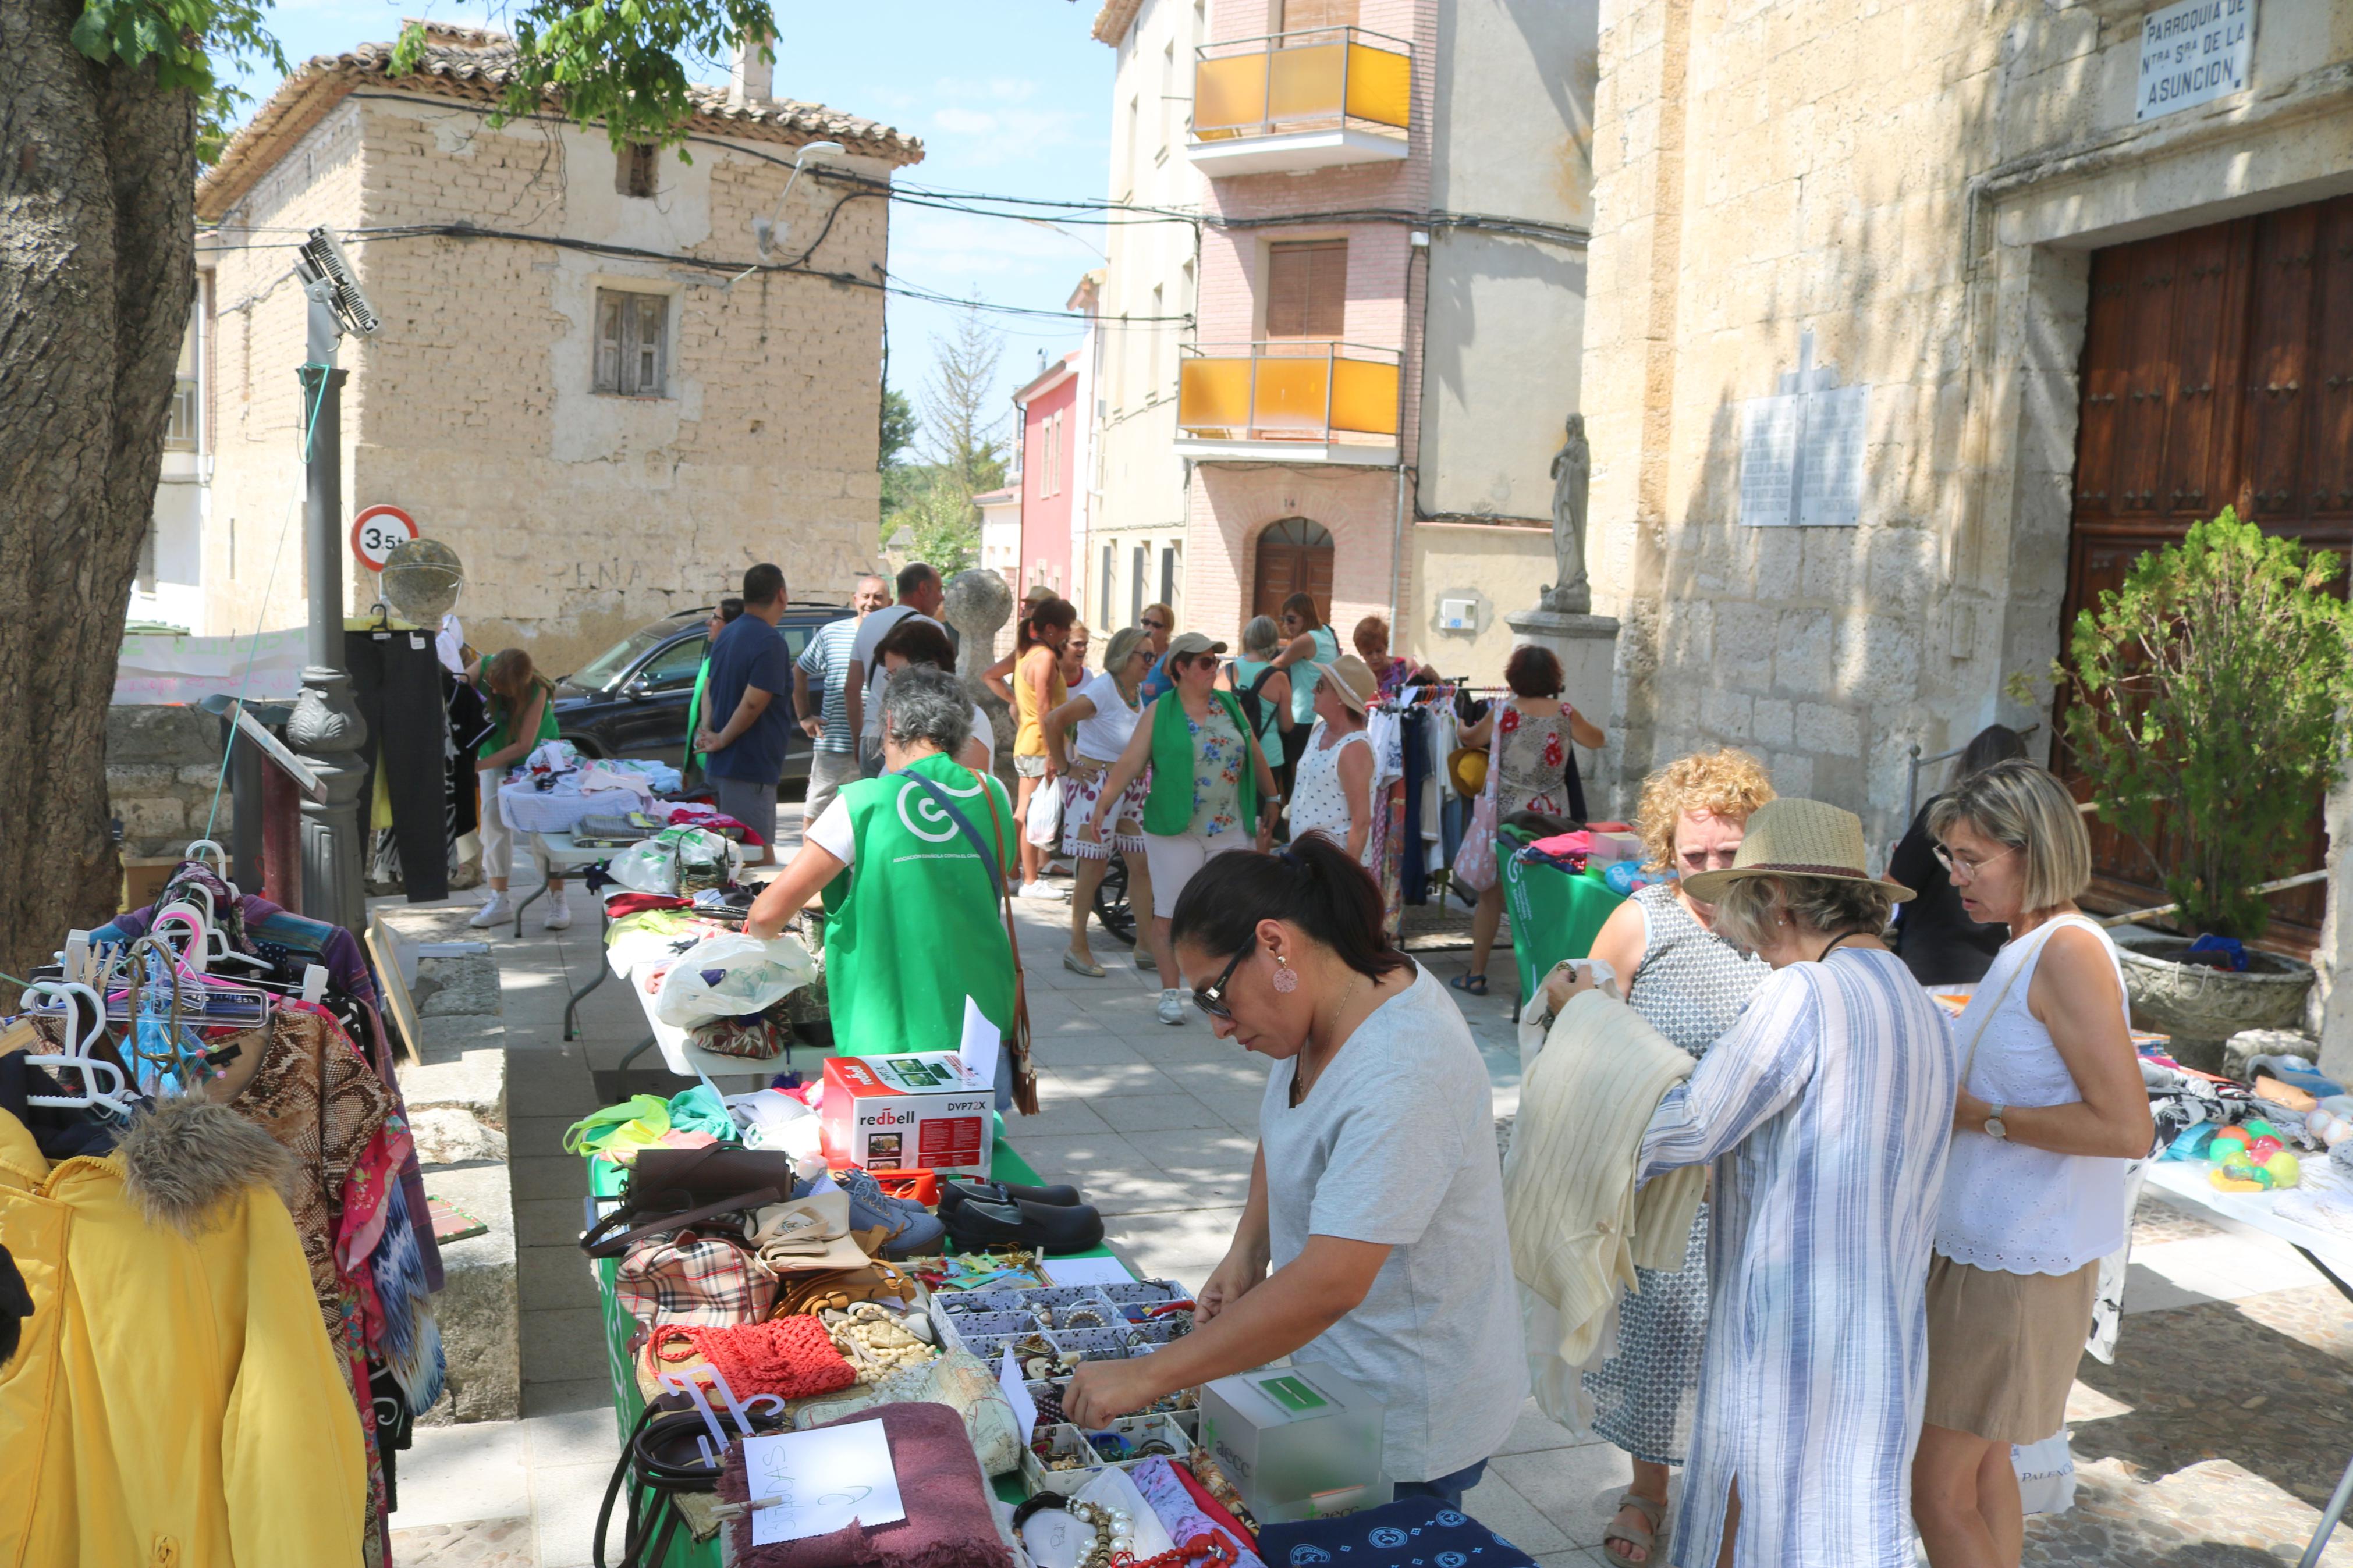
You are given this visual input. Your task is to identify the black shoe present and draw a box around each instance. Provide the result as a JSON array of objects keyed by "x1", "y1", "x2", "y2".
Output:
[
  {"x1": 942, "y1": 1196, "x2": 1106, "y2": 1256},
  {"x1": 940, "y1": 1178, "x2": 1084, "y2": 1216}
]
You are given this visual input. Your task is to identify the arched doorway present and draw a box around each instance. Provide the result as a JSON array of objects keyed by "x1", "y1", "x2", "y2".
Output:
[{"x1": 1251, "y1": 517, "x2": 1333, "y2": 623}]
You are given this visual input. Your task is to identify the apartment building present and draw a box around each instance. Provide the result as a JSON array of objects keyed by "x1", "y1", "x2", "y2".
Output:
[{"x1": 1087, "y1": 0, "x2": 1596, "y2": 674}]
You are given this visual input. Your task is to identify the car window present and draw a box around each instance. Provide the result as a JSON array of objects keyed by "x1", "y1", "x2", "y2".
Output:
[
  {"x1": 572, "y1": 621, "x2": 683, "y2": 689},
  {"x1": 634, "y1": 634, "x2": 707, "y2": 689},
  {"x1": 780, "y1": 624, "x2": 811, "y2": 660}
]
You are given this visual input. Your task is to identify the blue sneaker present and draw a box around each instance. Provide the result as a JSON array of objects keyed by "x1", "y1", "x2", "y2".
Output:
[{"x1": 836, "y1": 1168, "x2": 947, "y2": 1259}]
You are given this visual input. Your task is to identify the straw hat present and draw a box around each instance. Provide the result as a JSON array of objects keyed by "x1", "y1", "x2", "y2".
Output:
[
  {"x1": 1446, "y1": 746, "x2": 1488, "y2": 798},
  {"x1": 1312, "y1": 655, "x2": 1378, "y2": 715},
  {"x1": 1680, "y1": 798, "x2": 1916, "y2": 905}
]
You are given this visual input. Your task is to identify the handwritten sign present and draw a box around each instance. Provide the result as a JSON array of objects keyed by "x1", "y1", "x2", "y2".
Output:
[
  {"x1": 999, "y1": 1344, "x2": 1040, "y2": 1443},
  {"x1": 2137, "y1": 0, "x2": 2257, "y2": 122},
  {"x1": 741, "y1": 1420, "x2": 905, "y2": 1546},
  {"x1": 958, "y1": 995, "x2": 1001, "y2": 1097}
]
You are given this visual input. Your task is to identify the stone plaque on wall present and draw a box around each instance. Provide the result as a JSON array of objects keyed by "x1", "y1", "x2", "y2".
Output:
[
  {"x1": 2137, "y1": 0, "x2": 2256, "y2": 122},
  {"x1": 1738, "y1": 332, "x2": 1866, "y2": 528}
]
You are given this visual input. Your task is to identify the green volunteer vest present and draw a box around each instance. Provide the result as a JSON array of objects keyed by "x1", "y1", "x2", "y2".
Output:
[
  {"x1": 819, "y1": 751, "x2": 1017, "y2": 1057},
  {"x1": 1142, "y1": 689, "x2": 1258, "y2": 837}
]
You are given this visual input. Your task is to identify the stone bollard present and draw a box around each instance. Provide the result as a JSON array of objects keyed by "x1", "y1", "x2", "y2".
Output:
[{"x1": 943, "y1": 568, "x2": 1015, "y2": 780}]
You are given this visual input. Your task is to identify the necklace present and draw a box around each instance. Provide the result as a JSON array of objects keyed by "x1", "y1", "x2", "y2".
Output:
[{"x1": 1288, "y1": 973, "x2": 1367, "y2": 1105}]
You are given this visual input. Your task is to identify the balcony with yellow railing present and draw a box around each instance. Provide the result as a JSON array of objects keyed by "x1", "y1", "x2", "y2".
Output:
[
  {"x1": 1174, "y1": 342, "x2": 1401, "y2": 465},
  {"x1": 1187, "y1": 28, "x2": 1412, "y2": 177}
]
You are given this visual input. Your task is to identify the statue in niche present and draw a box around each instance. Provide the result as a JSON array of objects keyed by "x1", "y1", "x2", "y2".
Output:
[{"x1": 1543, "y1": 413, "x2": 1592, "y2": 614}]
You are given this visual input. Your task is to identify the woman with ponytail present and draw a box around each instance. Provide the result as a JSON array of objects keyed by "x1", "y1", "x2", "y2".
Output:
[{"x1": 1062, "y1": 832, "x2": 1526, "y2": 1510}]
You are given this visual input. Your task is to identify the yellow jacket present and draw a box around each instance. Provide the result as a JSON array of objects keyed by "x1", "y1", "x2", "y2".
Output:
[{"x1": 0, "y1": 1096, "x2": 368, "y2": 1567}]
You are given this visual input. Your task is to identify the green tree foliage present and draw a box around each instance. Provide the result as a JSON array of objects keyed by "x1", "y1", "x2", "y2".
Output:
[
  {"x1": 69, "y1": 0, "x2": 286, "y2": 159},
  {"x1": 2045, "y1": 510, "x2": 2353, "y2": 939},
  {"x1": 877, "y1": 304, "x2": 1009, "y2": 576},
  {"x1": 879, "y1": 385, "x2": 916, "y2": 472}
]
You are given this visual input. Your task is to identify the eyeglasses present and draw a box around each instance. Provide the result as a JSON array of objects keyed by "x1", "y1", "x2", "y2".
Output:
[
  {"x1": 1142, "y1": 619, "x2": 1169, "y2": 632},
  {"x1": 1934, "y1": 842, "x2": 2018, "y2": 883},
  {"x1": 1191, "y1": 946, "x2": 1253, "y2": 1021}
]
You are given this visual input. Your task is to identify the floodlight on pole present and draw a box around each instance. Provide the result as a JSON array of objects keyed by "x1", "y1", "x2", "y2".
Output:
[{"x1": 751, "y1": 141, "x2": 846, "y2": 258}]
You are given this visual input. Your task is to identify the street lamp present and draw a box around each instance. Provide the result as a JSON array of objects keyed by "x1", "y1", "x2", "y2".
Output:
[
  {"x1": 751, "y1": 141, "x2": 846, "y2": 259},
  {"x1": 286, "y1": 226, "x2": 379, "y2": 934}
]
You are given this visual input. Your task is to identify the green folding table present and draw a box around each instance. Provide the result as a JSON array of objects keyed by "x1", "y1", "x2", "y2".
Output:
[{"x1": 1499, "y1": 826, "x2": 1628, "y2": 1014}]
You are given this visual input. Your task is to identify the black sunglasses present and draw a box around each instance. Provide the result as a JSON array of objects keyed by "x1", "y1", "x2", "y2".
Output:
[{"x1": 1192, "y1": 946, "x2": 1252, "y2": 1021}]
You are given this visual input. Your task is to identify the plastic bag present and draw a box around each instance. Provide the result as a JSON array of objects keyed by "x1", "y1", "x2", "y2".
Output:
[
  {"x1": 654, "y1": 931, "x2": 819, "y2": 1029},
  {"x1": 1025, "y1": 774, "x2": 1063, "y2": 849},
  {"x1": 2013, "y1": 1430, "x2": 2075, "y2": 1516},
  {"x1": 608, "y1": 826, "x2": 741, "y2": 895}
]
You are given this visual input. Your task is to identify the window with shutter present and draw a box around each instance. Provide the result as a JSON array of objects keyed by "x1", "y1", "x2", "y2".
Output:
[
  {"x1": 1266, "y1": 240, "x2": 1347, "y2": 340},
  {"x1": 592, "y1": 287, "x2": 669, "y2": 396},
  {"x1": 617, "y1": 144, "x2": 658, "y2": 198}
]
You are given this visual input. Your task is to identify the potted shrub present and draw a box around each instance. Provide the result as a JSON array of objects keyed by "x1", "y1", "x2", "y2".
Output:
[{"x1": 2044, "y1": 509, "x2": 2353, "y2": 1068}]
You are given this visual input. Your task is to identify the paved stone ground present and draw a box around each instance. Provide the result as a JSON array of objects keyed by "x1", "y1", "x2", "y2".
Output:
[{"x1": 389, "y1": 795, "x2": 2353, "y2": 1566}]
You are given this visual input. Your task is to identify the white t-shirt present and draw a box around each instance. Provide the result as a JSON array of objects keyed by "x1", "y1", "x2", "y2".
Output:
[
  {"x1": 1068, "y1": 670, "x2": 1141, "y2": 762},
  {"x1": 850, "y1": 607, "x2": 946, "y2": 739},
  {"x1": 970, "y1": 703, "x2": 996, "y2": 773},
  {"x1": 1256, "y1": 964, "x2": 1527, "y2": 1483}
]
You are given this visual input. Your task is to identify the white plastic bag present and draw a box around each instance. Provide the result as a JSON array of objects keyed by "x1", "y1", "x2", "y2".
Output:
[
  {"x1": 654, "y1": 931, "x2": 819, "y2": 1028},
  {"x1": 1025, "y1": 776, "x2": 1063, "y2": 849},
  {"x1": 608, "y1": 826, "x2": 741, "y2": 895},
  {"x1": 2013, "y1": 1430, "x2": 2075, "y2": 1517}
]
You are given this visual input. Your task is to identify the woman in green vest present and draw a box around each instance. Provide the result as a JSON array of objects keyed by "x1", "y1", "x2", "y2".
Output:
[
  {"x1": 469, "y1": 647, "x2": 566, "y2": 931},
  {"x1": 743, "y1": 666, "x2": 1018, "y2": 1069},
  {"x1": 1083, "y1": 632, "x2": 1281, "y2": 1025}
]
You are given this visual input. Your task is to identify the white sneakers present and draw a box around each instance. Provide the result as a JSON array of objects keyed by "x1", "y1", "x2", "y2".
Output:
[
  {"x1": 1158, "y1": 988, "x2": 1186, "y2": 1025},
  {"x1": 1016, "y1": 881, "x2": 1069, "y2": 902},
  {"x1": 542, "y1": 889, "x2": 573, "y2": 931},
  {"x1": 467, "y1": 893, "x2": 512, "y2": 929}
]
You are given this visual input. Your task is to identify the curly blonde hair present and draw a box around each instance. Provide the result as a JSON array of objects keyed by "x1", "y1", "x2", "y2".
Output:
[{"x1": 1635, "y1": 749, "x2": 1776, "y2": 872}]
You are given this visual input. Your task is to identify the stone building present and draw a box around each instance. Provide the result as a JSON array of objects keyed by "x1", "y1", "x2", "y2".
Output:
[
  {"x1": 1087, "y1": 0, "x2": 1597, "y2": 678},
  {"x1": 193, "y1": 25, "x2": 922, "y2": 673},
  {"x1": 1581, "y1": 0, "x2": 2351, "y2": 1036}
]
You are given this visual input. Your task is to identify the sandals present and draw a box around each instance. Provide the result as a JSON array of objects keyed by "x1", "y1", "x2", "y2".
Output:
[
  {"x1": 1602, "y1": 1491, "x2": 1670, "y2": 1565},
  {"x1": 1449, "y1": 972, "x2": 1490, "y2": 997},
  {"x1": 1062, "y1": 950, "x2": 1107, "y2": 979}
]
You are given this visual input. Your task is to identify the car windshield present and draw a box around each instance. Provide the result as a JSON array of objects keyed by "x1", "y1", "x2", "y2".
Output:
[{"x1": 569, "y1": 621, "x2": 685, "y2": 691}]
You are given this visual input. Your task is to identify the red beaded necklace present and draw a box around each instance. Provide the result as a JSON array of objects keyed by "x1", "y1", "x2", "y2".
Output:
[{"x1": 1120, "y1": 1533, "x2": 1238, "y2": 1568}]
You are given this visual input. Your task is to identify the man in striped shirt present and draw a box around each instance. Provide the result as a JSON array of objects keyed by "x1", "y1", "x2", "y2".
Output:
[{"x1": 794, "y1": 573, "x2": 889, "y2": 831}]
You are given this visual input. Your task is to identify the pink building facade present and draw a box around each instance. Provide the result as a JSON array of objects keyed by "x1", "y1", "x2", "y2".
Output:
[{"x1": 1013, "y1": 352, "x2": 1081, "y2": 601}]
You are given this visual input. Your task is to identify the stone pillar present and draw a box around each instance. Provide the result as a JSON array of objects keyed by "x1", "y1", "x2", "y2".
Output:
[
  {"x1": 942, "y1": 568, "x2": 1014, "y2": 777},
  {"x1": 1504, "y1": 606, "x2": 1623, "y2": 809}
]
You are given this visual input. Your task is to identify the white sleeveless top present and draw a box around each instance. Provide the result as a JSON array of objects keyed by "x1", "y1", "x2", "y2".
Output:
[
  {"x1": 1933, "y1": 913, "x2": 2132, "y2": 1275},
  {"x1": 1287, "y1": 719, "x2": 1371, "y2": 862}
]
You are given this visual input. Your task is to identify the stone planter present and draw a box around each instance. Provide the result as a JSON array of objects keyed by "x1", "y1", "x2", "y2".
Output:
[{"x1": 2114, "y1": 933, "x2": 2316, "y2": 1072}]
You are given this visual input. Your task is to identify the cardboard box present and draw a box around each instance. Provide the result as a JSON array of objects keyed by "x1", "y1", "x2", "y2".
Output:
[{"x1": 821, "y1": 1053, "x2": 995, "y2": 1172}]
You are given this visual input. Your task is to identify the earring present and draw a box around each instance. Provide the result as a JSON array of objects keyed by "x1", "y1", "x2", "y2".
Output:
[{"x1": 1271, "y1": 954, "x2": 1299, "y2": 993}]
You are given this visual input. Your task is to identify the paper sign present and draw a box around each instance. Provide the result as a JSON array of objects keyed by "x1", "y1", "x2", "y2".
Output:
[
  {"x1": 958, "y1": 996, "x2": 1000, "y2": 1094},
  {"x1": 1040, "y1": 1255, "x2": 1138, "y2": 1289},
  {"x1": 741, "y1": 1420, "x2": 905, "y2": 1546},
  {"x1": 999, "y1": 1344, "x2": 1039, "y2": 1443}
]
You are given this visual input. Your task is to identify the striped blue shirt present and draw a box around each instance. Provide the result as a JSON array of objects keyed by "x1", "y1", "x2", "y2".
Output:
[
  {"x1": 1638, "y1": 947, "x2": 1961, "y2": 1567},
  {"x1": 794, "y1": 616, "x2": 860, "y2": 754}
]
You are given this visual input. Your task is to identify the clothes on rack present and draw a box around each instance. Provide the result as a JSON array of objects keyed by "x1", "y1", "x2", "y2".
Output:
[
  {"x1": 346, "y1": 624, "x2": 452, "y2": 902},
  {"x1": 0, "y1": 1094, "x2": 371, "y2": 1567}
]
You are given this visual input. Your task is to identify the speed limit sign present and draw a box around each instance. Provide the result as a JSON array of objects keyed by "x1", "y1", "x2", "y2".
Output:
[{"x1": 350, "y1": 504, "x2": 418, "y2": 571}]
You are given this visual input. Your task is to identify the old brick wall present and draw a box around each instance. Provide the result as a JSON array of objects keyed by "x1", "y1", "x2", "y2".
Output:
[
  {"x1": 204, "y1": 91, "x2": 893, "y2": 676},
  {"x1": 107, "y1": 706, "x2": 230, "y2": 860}
]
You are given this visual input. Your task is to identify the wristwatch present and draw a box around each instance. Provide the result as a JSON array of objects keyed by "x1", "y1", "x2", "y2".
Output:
[{"x1": 1985, "y1": 1104, "x2": 2008, "y2": 1140}]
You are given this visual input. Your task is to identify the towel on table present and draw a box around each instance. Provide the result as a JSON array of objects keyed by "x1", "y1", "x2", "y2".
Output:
[{"x1": 721, "y1": 1400, "x2": 1012, "y2": 1568}]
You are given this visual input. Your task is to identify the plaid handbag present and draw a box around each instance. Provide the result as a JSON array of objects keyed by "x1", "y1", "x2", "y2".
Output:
[{"x1": 615, "y1": 1229, "x2": 777, "y2": 1334}]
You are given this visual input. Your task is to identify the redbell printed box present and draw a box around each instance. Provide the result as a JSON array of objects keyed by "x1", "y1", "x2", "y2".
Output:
[{"x1": 821, "y1": 1053, "x2": 995, "y2": 1172}]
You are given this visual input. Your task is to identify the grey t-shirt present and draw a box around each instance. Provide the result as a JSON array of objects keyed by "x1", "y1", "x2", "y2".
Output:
[{"x1": 1257, "y1": 964, "x2": 1527, "y2": 1484}]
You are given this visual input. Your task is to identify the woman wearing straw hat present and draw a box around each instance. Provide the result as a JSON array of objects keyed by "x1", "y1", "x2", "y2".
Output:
[
  {"x1": 1909, "y1": 760, "x2": 2148, "y2": 1568},
  {"x1": 1546, "y1": 799, "x2": 1960, "y2": 1568},
  {"x1": 1285, "y1": 653, "x2": 1378, "y2": 865},
  {"x1": 1044, "y1": 625, "x2": 1158, "y2": 979}
]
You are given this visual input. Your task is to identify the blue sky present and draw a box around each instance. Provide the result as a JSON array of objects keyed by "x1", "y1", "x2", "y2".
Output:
[{"x1": 226, "y1": 0, "x2": 1113, "y2": 452}]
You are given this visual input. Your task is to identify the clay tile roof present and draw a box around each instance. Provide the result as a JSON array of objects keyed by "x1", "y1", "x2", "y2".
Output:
[
  {"x1": 197, "y1": 30, "x2": 922, "y2": 221},
  {"x1": 1092, "y1": 0, "x2": 1144, "y2": 45}
]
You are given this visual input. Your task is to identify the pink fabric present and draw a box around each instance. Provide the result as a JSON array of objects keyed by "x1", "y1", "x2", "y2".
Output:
[
  {"x1": 721, "y1": 1401, "x2": 1012, "y2": 1568},
  {"x1": 1529, "y1": 830, "x2": 1594, "y2": 858}
]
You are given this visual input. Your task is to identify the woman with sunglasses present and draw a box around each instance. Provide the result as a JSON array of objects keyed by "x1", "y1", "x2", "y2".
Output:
[
  {"x1": 1062, "y1": 832, "x2": 1524, "y2": 1512},
  {"x1": 1084, "y1": 632, "x2": 1281, "y2": 1024},
  {"x1": 1576, "y1": 749, "x2": 1774, "y2": 1565},
  {"x1": 1911, "y1": 759, "x2": 2149, "y2": 1568}
]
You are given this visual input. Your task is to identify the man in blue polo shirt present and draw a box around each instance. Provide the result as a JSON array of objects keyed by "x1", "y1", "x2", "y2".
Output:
[{"x1": 694, "y1": 563, "x2": 794, "y2": 859}]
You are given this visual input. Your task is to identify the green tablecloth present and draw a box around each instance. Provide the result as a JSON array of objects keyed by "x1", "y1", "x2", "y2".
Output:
[
  {"x1": 585, "y1": 1122, "x2": 1121, "y2": 1564},
  {"x1": 1499, "y1": 828, "x2": 1628, "y2": 1010}
]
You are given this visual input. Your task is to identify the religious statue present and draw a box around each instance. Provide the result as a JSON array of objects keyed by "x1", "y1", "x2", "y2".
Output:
[{"x1": 1543, "y1": 413, "x2": 1592, "y2": 615}]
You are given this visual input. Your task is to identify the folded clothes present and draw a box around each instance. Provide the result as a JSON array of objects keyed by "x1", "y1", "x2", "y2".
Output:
[
  {"x1": 1259, "y1": 1499, "x2": 1536, "y2": 1568},
  {"x1": 1129, "y1": 1457, "x2": 1265, "y2": 1568},
  {"x1": 721, "y1": 1400, "x2": 1013, "y2": 1567}
]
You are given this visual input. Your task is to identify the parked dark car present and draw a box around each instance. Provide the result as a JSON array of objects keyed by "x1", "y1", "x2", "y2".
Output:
[{"x1": 551, "y1": 602, "x2": 852, "y2": 778}]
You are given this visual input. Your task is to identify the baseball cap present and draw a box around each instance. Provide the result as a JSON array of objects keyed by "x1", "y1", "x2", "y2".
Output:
[{"x1": 1165, "y1": 632, "x2": 1228, "y2": 662}]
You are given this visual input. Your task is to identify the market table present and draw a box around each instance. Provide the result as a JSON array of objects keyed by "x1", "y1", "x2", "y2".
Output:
[
  {"x1": 583, "y1": 1128, "x2": 1130, "y2": 1567},
  {"x1": 1499, "y1": 826, "x2": 1627, "y2": 1012},
  {"x1": 2141, "y1": 1159, "x2": 2353, "y2": 1563},
  {"x1": 510, "y1": 829, "x2": 611, "y2": 943}
]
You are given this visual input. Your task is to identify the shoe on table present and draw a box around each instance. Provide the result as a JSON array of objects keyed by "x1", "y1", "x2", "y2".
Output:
[
  {"x1": 467, "y1": 894, "x2": 512, "y2": 930},
  {"x1": 941, "y1": 1178, "x2": 1085, "y2": 1215},
  {"x1": 1157, "y1": 988, "x2": 1186, "y2": 1026},
  {"x1": 836, "y1": 1167, "x2": 946, "y2": 1259},
  {"x1": 542, "y1": 890, "x2": 573, "y2": 930},
  {"x1": 943, "y1": 1195, "x2": 1106, "y2": 1256},
  {"x1": 1017, "y1": 881, "x2": 1069, "y2": 902}
]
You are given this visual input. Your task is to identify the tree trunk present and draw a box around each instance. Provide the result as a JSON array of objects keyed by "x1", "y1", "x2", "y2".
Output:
[{"x1": 0, "y1": 0, "x2": 196, "y2": 975}]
